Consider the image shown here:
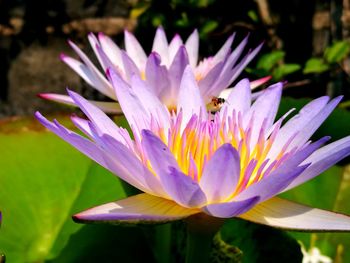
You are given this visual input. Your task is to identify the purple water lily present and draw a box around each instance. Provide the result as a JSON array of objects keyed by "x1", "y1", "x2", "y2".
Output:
[
  {"x1": 39, "y1": 27, "x2": 269, "y2": 113},
  {"x1": 36, "y1": 67, "x2": 350, "y2": 230}
]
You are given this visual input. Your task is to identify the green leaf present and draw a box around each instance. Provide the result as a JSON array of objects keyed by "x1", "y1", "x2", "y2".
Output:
[
  {"x1": 256, "y1": 51, "x2": 285, "y2": 71},
  {"x1": 325, "y1": 41, "x2": 350, "y2": 63},
  {"x1": 0, "y1": 116, "x2": 127, "y2": 262},
  {"x1": 200, "y1": 20, "x2": 219, "y2": 37},
  {"x1": 303, "y1": 58, "x2": 330, "y2": 74},
  {"x1": 273, "y1": 63, "x2": 301, "y2": 80}
]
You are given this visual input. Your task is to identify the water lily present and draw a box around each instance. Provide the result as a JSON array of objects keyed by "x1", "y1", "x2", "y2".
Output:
[
  {"x1": 36, "y1": 66, "x2": 350, "y2": 233},
  {"x1": 39, "y1": 27, "x2": 269, "y2": 113}
]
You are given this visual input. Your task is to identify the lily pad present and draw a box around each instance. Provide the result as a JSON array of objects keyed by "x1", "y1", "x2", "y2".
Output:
[{"x1": 0, "y1": 115, "x2": 129, "y2": 262}]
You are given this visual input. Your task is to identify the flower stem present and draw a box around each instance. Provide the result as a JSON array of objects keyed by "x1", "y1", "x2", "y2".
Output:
[{"x1": 185, "y1": 214, "x2": 225, "y2": 263}]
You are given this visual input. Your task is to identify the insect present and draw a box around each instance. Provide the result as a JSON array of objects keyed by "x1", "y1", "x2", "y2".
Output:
[{"x1": 207, "y1": 97, "x2": 226, "y2": 113}]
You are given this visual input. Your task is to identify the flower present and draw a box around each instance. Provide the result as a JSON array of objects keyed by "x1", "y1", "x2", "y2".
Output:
[
  {"x1": 36, "y1": 67, "x2": 350, "y2": 230},
  {"x1": 39, "y1": 27, "x2": 269, "y2": 113}
]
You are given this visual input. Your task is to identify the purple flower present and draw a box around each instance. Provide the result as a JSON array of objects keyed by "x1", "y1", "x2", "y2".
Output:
[
  {"x1": 39, "y1": 27, "x2": 269, "y2": 113},
  {"x1": 36, "y1": 67, "x2": 350, "y2": 230}
]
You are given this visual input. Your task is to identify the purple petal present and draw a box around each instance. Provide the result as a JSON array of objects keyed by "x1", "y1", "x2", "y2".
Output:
[
  {"x1": 198, "y1": 61, "x2": 225, "y2": 100},
  {"x1": 200, "y1": 144, "x2": 240, "y2": 202},
  {"x1": 73, "y1": 193, "x2": 199, "y2": 224},
  {"x1": 220, "y1": 78, "x2": 251, "y2": 117},
  {"x1": 285, "y1": 135, "x2": 350, "y2": 191},
  {"x1": 203, "y1": 196, "x2": 260, "y2": 218},
  {"x1": 168, "y1": 34, "x2": 184, "y2": 64},
  {"x1": 67, "y1": 40, "x2": 115, "y2": 98},
  {"x1": 140, "y1": 130, "x2": 206, "y2": 206},
  {"x1": 212, "y1": 33, "x2": 235, "y2": 63},
  {"x1": 130, "y1": 74, "x2": 170, "y2": 129},
  {"x1": 235, "y1": 164, "x2": 309, "y2": 203},
  {"x1": 228, "y1": 42, "x2": 263, "y2": 84},
  {"x1": 107, "y1": 68, "x2": 150, "y2": 134},
  {"x1": 145, "y1": 52, "x2": 170, "y2": 97},
  {"x1": 289, "y1": 96, "x2": 343, "y2": 149},
  {"x1": 268, "y1": 96, "x2": 330, "y2": 159},
  {"x1": 235, "y1": 136, "x2": 329, "y2": 202},
  {"x1": 165, "y1": 167, "x2": 207, "y2": 208},
  {"x1": 35, "y1": 112, "x2": 106, "y2": 167},
  {"x1": 152, "y1": 27, "x2": 169, "y2": 65},
  {"x1": 141, "y1": 130, "x2": 180, "y2": 174},
  {"x1": 177, "y1": 66, "x2": 207, "y2": 125},
  {"x1": 239, "y1": 197, "x2": 350, "y2": 231},
  {"x1": 67, "y1": 89, "x2": 125, "y2": 142},
  {"x1": 121, "y1": 51, "x2": 141, "y2": 81},
  {"x1": 39, "y1": 93, "x2": 122, "y2": 114},
  {"x1": 244, "y1": 83, "x2": 282, "y2": 147},
  {"x1": 163, "y1": 46, "x2": 189, "y2": 106},
  {"x1": 100, "y1": 134, "x2": 167, "y2": 197},
  {"x1": 185, "y1": 29, "x2": 199, "y2": 68},
  {"x1": 98, "y1": 32, "x2": 123, "y2": 69},
  {"x1": 124, "y1": 30, "x2": 147, "y2": 71}
]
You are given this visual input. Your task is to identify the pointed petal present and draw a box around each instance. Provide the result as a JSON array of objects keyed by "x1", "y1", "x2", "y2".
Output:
[
  {"x1": 66, "y1": 41, "x2": 115, "y2": 98},
  {"x1": 169, "y1": 34, "x2": 184, "y2": 64},
  {"x1": 185, "y1": 29, "x2": 199, "y2": 68},
  {"x1": 100, "y1": 134, "x2": 167, "y2": 197},
  {"x1": 228, "y1": 43, "x2": 263, "y2": 84},
  {"x1": 107, "y1": 68, "x2": 150, "y2": 134},
  {"x1": 203, "y1": 196, "x2": 260, "y2": 218},
  {"x1": 88, "y1": 33, "x2": 108, "y2": 72},
  {"x1": 73, "y1": 193, "x2": 200, "y2": 224},
  {"x1": 239, "y1": 197, "x2": 350, "y2": 231},
  {"x1": 250, "y1": 76, "x2": 272, "y2": 90},
  {"x1": 121, "y1": 51, "x2": 141, "y2": 81},
  {"x1": 289, "y1": 96, "x2": 342, "y2": 149},
  {"x1": 244, "y1": 83, "x2": 282, "y2": 146},
  {"x1": 130, "y1": 74, "x2": 170, "y2": 129},
  {"x1": 285, "y1": 136, "x2": 350, "y2": 191},
  {"x1": 98, "y1": 32, "x2": 123, "y2": 70},
  {"x1": 152, "y1": 27, "x2": 169, "y2": 65},
  {"x1": 269, "y1": 96, "x2": 341, "y2": 159},
  {"x1": 198, "y1": 61, "x2": 225, "y2": 99},
  {"x1": 235, "y1": 164, "x2": 309, "y2": 203},
  {"x1": 145, "y1": 52, "x2": 170, "y2": 96},
  {"x1": 35, "y1": 112, "x2": 106, "y2": 167},
  {"x1": 212, "y1": 33, "x2": 235, "y2": 63},
  {"x1": 177, "y1": 66, "x2": 207, "y2": 124},
  {"x1": 67, "y1": 90, "x2": 124, "y2": 141},
  {"x1": 220, "y1": 78, "x2": 251, "y2": 117},
  {"x1": 124, "y1": 30, "x2": 147, "y2": 71},
  {"x1": 200, "y1": 144, "x2": 240, "y2": 202},
  {"x1": 164, "y1": 46, "x2": 189, "y2": 106},
  {"x1": 39, "y1": 93, "x2": 122, "y2": 114}
]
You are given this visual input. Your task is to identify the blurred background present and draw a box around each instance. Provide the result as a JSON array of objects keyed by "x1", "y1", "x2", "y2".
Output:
[
  {"x1": 1, "y1": 1, "x2": 350, "y2": 262},
  {"x1": 1, "y1": 0, "x2": 350, "y2": 116}
]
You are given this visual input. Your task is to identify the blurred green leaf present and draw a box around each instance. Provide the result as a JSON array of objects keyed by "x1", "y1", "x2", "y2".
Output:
[
  {"x1": 273, "y1": 63, "x2": 301, "y2": 80},
  {"x1": 200, "y1": 20, "x2": 219, "y2": 37},
  {"x1": 0, "y1": 116, "x2": 126, "y2": 262},
  {"x1": 325, "y1": 41, "x2": 350, "y2": 63},
  {"x1": 247, "y1": 10, "x2": 259, "y2": 22},
  {"x1": 256, "y1": 51, "x2": 285, "y2": 71},
  {"x1": 303, "y1": 58, "x2": 330, "y2": 74}
]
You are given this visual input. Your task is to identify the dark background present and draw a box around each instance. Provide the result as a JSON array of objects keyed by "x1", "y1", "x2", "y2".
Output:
[{"x1": 0, "y1": 0, "x2": 348, "y2": 116}]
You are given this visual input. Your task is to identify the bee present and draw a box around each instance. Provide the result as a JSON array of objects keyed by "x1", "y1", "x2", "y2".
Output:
[{"x1": 207, "y1": 97, "x2": 226, "y2": 113}]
